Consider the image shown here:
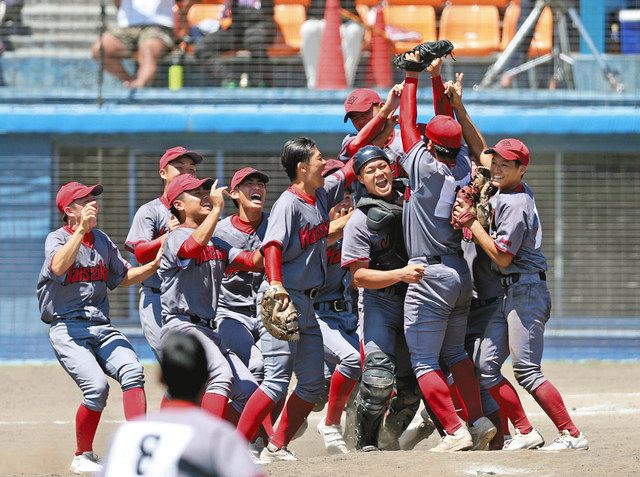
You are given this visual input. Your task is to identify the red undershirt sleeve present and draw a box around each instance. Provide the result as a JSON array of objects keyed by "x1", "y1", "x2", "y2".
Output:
[
  {"x1": 345, "y1": 113, "x2": 388, "y2": 157},
  {"x1": 400, "y1": 77, "x2": 422, "y2": 151},
  {"x1": 263, "y1": 243, "x2": 283, "y2": 283},
  {"x1": 178, "y1": 235, "x2": 205, "y2": 259},
  {"x1": 431, "y1": 75, "x2": 454, "y2": 118},
  {"x1": 340, "y1": 157, "x2": 356, "y2": 187},
  {"x1": 228, "y1": 250, "x2": 263, "y2": 272},
  {"x1": 132, "y1": 237, "x2": 163, "y2": 264}
]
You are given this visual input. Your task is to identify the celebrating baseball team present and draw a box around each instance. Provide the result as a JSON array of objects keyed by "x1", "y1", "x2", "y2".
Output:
[{"x1": 36, "y1": 41, "x2": 589, "y2": 477}]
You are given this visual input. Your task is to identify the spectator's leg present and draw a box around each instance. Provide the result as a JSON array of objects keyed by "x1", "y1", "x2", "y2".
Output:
[
  {"x1": 92, "y1": 32, "x2": 134, "y2": 84},
  {"x1": 243, "y1": 21, "x2": 274, "y2": 86},
  {"x1": 127, "y1": 38, "x2": 168, "y2": 88},
  {"x1": 194, "y1": 27, "x2": 239, "y2": 85},
  {"x1": 300, "y1": 19, "x2": 324, "y2": 89},
  {"x1": 340, "y1": 21, "x2": 365, "y2": 88}
]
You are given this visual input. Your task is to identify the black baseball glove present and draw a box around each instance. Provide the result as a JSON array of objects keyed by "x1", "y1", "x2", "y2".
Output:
[{"x1": 393, "y1": 40, "x2": 455, "y2": 72}]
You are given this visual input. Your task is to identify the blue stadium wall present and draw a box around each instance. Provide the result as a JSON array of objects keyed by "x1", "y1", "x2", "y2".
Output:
[{"x1": 1, "y1": 91, "x2": 639, "y2": 362}]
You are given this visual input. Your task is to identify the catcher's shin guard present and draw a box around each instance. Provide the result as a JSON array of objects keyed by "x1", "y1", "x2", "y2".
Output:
[
  {"x1": 354, "y1": 352, "x2": 395, "y2": 450},
  {"x1": 378, "y1": 374, "x2": 422, "y2": 450}
]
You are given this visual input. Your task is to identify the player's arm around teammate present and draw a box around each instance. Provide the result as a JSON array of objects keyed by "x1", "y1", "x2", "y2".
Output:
[
  {"x1": 452, "y1": 141, "x2": 588, "y2": 451},
  {"x1": 125, "y1": 146, "x2": 203, "y2": 361},
  {"x1": 159, "y1": 175, "x2": 262, "y2": 421},
  {"x1": 341, "y1": 147, "x2": 427, "y2": 451},
  {"x1": 236, "y1": 137, "x2": 355, "y2": 463},
  {"x1": 37, "y1": 182, "x2": 163, "y2": 474}
]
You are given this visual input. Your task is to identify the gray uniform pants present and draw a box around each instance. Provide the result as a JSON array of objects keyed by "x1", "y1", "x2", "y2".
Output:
[
  {"x1": 138, "y1": 286, "x2": 162, "y2": 361},
  {"x1": 259, "y1": 288, "x2": 325, "y2": 404},
  {"x1": 49, "y1": 319, "x2": 144, "y2": 411},
  {"x1": 404, "y1": 255, "x2": 473, "y2": 378},
  {"x1": 316, "y1": 305, "x2": 362, "y2": 381},
  {"x1": 466, "y1": 297, "x2": 502, "y2": 416},
  {"x1": 478, "y1": 275, "x2": 551, "y2": 393},
  {"x1": 160, "y1": 316, "x2": 258, "y2": 412},
  {"x1": 216, "y1": 306, "x2": 264, "y2": 383},
  {"x1": 362, "y1": 289, "x2": 413, "y2": 379}
]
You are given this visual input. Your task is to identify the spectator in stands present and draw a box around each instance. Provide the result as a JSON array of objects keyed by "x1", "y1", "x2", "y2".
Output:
[
  {"x1": 194, "y1": 0, "x2": 276, "y2": 87},
  {"x1": 92, "y1": 0, "x2": 188, "y2": 89},
  {"x1": 300, "y1": 0, "x2": 364, "y2": 89}
]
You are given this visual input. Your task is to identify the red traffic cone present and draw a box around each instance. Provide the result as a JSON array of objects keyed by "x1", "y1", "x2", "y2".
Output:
[
  {"x1": 316, "y1": 0, "x2": 347, "y2": 89},
  {"x1": 368, "y1": 4, "x2": 393, "y2": 88}
]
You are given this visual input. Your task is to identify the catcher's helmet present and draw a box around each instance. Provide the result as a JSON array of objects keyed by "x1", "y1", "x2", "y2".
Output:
[{"x1": 353, "y1": 145, "x2": 390, "y2": 174}]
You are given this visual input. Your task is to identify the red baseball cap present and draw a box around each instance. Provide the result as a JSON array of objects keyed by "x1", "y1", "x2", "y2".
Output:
[
  {"x1": 424, "y1": 115, "x2": 463, "y2": 149},
  {"x1": 230, "y1": 167, "x2": 270, "y2": 191},
  {"x1": 484, "y1": 138, "x2": 530, "y2": 167},
  {"x1": 166, "y1": 175, "x2": 215, "y2": 205},
  {"x1": 56, "y1": 182, "x2": 103, "y2": 214},
  {"x1": 343, "y1": 88, "x2": 382, "y2": 123},
  {"x1": 159, "y1": 146, "x2": 204, "y2": 171},
  {"x1": 322, "y1": 159, "x2": 345, "y2": 177}
]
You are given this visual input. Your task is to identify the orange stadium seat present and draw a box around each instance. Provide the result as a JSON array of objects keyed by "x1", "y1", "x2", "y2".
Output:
[
  {"x1": 501, "y1": 2, "x2": 553, "y2": 57},
  {"x1": 384, "y1": 5, "x2": 437, "y2": 54},
  {"x1": 439, "y1": 5, "x2": 501, "y2": 56},
  {"x1": 268, "y1": 0, "x2": 310, "y2": 57},
  {"x1": 186, "y1": 3, "x2": 225, "y2": 29}
]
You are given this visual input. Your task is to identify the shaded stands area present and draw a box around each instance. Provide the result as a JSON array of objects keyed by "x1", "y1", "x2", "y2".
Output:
[
  {"x1": 0, "y1": 88, "x2": 639, "y2": 362},
  {"x1": 2, "y1": 0, "x2": 639, "y2": 91}
]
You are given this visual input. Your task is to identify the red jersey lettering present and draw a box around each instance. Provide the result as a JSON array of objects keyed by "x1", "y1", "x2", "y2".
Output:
[
  {"x1": 64, "y1": 260, "x2": 109, "y2": 285},
  {"x1": 299, "y1": 221, "x2": 330, "y2": 251},
  {"x1": 195, "y1": 245, "x2": 228, "y2": 266}
]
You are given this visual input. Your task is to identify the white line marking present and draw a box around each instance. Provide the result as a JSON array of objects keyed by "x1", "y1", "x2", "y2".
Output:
[{"x1": 0, "y1": 419, "x2": 123, "y2": 426}]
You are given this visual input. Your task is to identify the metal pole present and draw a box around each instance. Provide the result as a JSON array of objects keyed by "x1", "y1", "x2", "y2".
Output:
[{"x1": 97, "y1": 0, "x2": 107, "y2": 107}]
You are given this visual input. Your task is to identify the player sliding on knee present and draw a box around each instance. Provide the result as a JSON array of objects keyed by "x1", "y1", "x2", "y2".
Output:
[{"x1": 37, "y1": 182, "x2": 163, "y2": 474}]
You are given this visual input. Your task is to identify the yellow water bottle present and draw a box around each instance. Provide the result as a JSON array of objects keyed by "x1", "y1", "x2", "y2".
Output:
[{"x1": 168, "y1": 63, "x2": 183, "y2": 90}]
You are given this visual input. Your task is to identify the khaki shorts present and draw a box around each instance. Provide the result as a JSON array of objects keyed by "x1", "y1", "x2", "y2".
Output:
[{"x1": 109, "y1": 25, "x2": 174, "y2": 54}]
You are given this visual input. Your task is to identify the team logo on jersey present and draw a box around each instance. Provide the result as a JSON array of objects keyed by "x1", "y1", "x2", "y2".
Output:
[
  {"x1": 299, "y1": 221, "x2": 330, "y2": 250},
  {"x1": 64, "y1": 260, "x2": 109, "y2": 285},
  {"x1": 326, "y1": 242, "x2": 342, "y2": 266},
  {"x1": 403, "y1": 185, "x2": 411, "y2": 202},
  {"x1": 195, "y1": 245, "x2": 228, "y2": 266},
  {"x1": 390, "y1": 160, "x2": 407, "y2": 179}
]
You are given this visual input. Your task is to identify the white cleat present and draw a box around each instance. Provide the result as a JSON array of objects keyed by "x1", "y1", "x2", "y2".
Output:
[
  {"x1": 70, "y1": 452, "x2": 102, "y2": 474},
  {"x1": 317, "y1": 419, "x2": 349, "y2": 454},
  {"x1": 469, "y1": 416, "x2": 497, "y2": 450},
  {"x1": 399, "y1": 410, "x2": 437, "y2": 450},
  {"x1": 260, "y1": 443, "x2": 298, "y2": 463},
  {"x1": 429, "y1": 426, "x2": 473, "y2": 452},
  {"x1": 502, "y1": 428, "x2": 545, "y2": 450},
  {"x1": 539, "y1": 430, "x2": 589, "y2": 451},
  {"x1": 249, "y1": 437, "x2": 266, "y2": 464}
]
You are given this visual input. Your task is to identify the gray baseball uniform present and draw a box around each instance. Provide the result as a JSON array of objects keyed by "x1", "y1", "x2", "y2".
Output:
[
  {"x1": 258, "y1": 172, "x2": 345, "y2": 404},
  {"x1": 159, "y1": 226, "x2": 258, "y2": 410},
  {"x1": 400, "y1": 143, "x2": 474, "y2": 378},
  {"x1": 315, "y1": 239, "x2": 361, "y2": 382},
  {"x1": 125, "y1": 196, "x2": 171, "y2": 360},
  {"x1": 460, "y1": 240, "x2": 502, "y2": 417},
  {"x1": 214, "y1": 213, "x2": 269, "y2": 382},
  {"x1": 99, "y1": 404, "x2": 262, "y2": 477},
  {"x1": 36, "y1": 227, "x2": 144, "y2": 411},
  {"x1": 478, "y1": 184, "x2": 550, "y2": 393}
]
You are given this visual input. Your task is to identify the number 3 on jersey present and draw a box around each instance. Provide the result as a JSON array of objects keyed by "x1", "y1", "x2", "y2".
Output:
[{"x1": 104, "y1": 422, "x2": 193, "y2": 477}]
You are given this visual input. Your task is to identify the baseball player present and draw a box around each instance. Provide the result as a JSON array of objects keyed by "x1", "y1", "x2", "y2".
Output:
[
  {"x1": 341, "y1": 145, "x2": 427, "y2": 452},
  {"x1": 313, "y1": 159, "x2": 360, "y2": 455},
  {"x1": 397, "y1": 52, "x2": 497, "y2": 452},
  {"x1": 236, "y1": 137, "x2": 355, "y2": 462},
  {"x1": 36, "y1": 182, "x2": 162, "y2": 474},
  {"x1": 125, "y1": 146, "x2": 203, "y2": 360},
  {"x1": 339, "y1": 58, "x2": 451, "y2": 176},
  {"x1": 452, "y1": 136, "x2": 588, "y2": 451},
  {"x1": 98, "y1": 334, "x2": 264, "y2": 477},
  {"x1": 214, "y1": 167, "x2": 270, "y2": 383},
  {"x1": 159, "y1": 174, "x2": 264, "y2": 421}
]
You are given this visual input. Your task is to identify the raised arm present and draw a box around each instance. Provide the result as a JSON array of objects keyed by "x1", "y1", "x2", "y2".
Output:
[
  {"x1": 399, "y1": 53, "x2": 422, "y2": 151},
  {"x1": 51, "y1": 202, "x2": 97, "y2": 276},
  {"x1": 178, "y1": 182, "x2": 227, "y2": 259},
  {"x1": 428, "y1": 58, "x2": 454, "y2": 118},
  {"x1": 446, "y1": 74, "x2": 491, "y2": 169}
]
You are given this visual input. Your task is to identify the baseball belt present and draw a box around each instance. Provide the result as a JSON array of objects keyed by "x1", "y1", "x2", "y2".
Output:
[
  {"x1": 314, "y1": 299, "x2": 350, "y2": 313},
  {"x1": 500, "y1": 271, "x2": 547, "y2": 289}
]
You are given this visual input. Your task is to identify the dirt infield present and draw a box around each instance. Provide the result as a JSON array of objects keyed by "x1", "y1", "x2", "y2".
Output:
[{"x1": 0, "y1": 361, "x2": 638, "y2": 477}]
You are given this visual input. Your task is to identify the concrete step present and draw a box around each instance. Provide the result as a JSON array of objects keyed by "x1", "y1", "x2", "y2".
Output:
[{"x1": 9, "y1": 32, "x2": 98, "y2": 50}]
